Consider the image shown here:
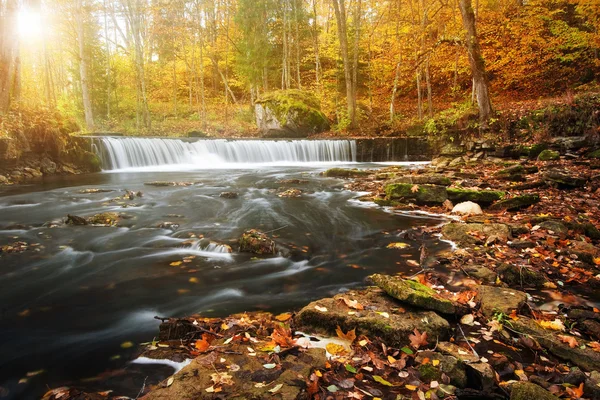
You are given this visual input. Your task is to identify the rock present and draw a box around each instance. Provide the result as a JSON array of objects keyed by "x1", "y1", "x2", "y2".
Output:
[
  {"x1": 385, "y1": 183, "x2": 448, "y2": 205},
  {"x1": 391, "y1": 174, "x2": 451, "y2": 186},
  {"x1": 585, "y1": 371, "x2": 600, "y2": 399},
  {"x1": 538, "y1": 220, "x2": 568, "y2": 235},
  {"x1": 440, "y1": 143, "x2": 465, "y2": 157},
  {"x1": 220, "y1": 191, "x2": 239, "y2": 199},
  {"x1": 239, "y1": 229, "x2": 276, "y2": 255},
  {"x1": 582, "y1": 319, "x2": 600, "y2": 339},
  {"x1": 186, "y1": 130, "x2": 208, "y2": 137},
  {"x1": 511, "y1": 316, "x2": 600, "y2": 371},
  {"x1": 476, "y1": 285, "x2": 527, "y2": 317},
  {"x1": 78, "y1": 188, "x2": 114, "y2": 194},
  {"x1": 463, "y1": 265, "x2": 496, "y2": 283},
  {"x1": 322, "y1": 168, "x2": 370, "y2": 178},
  {"x1": 277, "y1": 188, "x2": 302, "y2": 198},
  {"x1": 431, "y1": 156, "x2": 451, "y2": 168},
  {"x1": 368, "y1": 274, "x2": 456, "y2": 314},
  {"x1": 158, "y1": 222, "x2": 179, "y2": 231},
  {"x1": 448, "y1": 156, "x2": 465, "y2": 167},
  {"x1": 276, "y1": 178, "x2": 309, "y2": 185},
  {"x1": 294, "y1": 287, "x2": 449, "y2": 346},
  {"x1": 510, "y1": 382, "x2": 559, "y2": 400},
  {"x1": 441, "y1": 223, "x2": 511, "y2": 246},
  {"x1": 144, "y1": 181, "x2": 194, "y2": 187},
  {"x1": 543, "y1": 170, "x2": 587, "y2": 188},
  {"x1": 495, "y1": 164, "x2": 526, "y2": 181},
  {"x1": 537, "y1": 149, "x2": 560, "y2": 161},
  {"x1": 446, "y1": 188, "x2": 505, "y2": 205},
  {"x1": 497, "y1": 263, "x2": 548, "y2": 288},
  {"x1": 569, "y1": 240, "x2": 600, "y2": 264},
  {"x1": 437, "y1": 342, "x2": 480, "y2": 363},
  {"x1": 523, "y1": 143, "x2": 549, "y2": 159},
  {"x1": 66, "y1": 214, "x2": 88, "y2": 225},
  {"x1": 467, "y1": 362, "x2": 496, "y2": 392},
  {"x1": 255, "y1": 89, "x2": 329, "y2": 137},
  {"x1": 415, "y1": 350, "x2": 467, "y2": 388},
  {"x1": 508, "y1": 239, "x2": 536, "y2": 249},
  {"x1": 508, "y1": 223, "x2": 530, "y2": 236},
  {"x1": 588, "y1": 149, "x2": 600, "y2": 159},
  {"x1": 489, "y1": 194, "x2": 540, "y2": 211},
  {"x1": 0, "y1": 174, "x2": 8, "y2": 184},
  {"x1": 452, "y1": 201, "x2": 483, "y2": 215},
  {"x1": 553, "y1": 136, "x2": 589, "y2": 151},
  {"x1": 142, "y1": 343, "x2": 326, "y2": 400},
  {"x1": 40, "y1": 158, "x2": 57, "y2": 175},
  {"x1": 88, "y1": 212, "x2": 120, "y2": 226}
]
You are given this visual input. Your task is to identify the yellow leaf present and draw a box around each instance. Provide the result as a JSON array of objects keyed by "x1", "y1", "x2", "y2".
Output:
[
  {"x1": 315, "y1": 305, "x2": 328, "y2": 312},
  {"x1": 405, "y1": 384, "x2": 418, "y2": 391},
  {"x1": 120, "y1": 341, "x2": 134, "y2": 349},
  {"x1": 387, "y1": 355, "x2": 396, "y2": 364},
  {"x1": 538, "y1": 319, "x2": 566, "y2": 331},
  {"x1": 386, "y1": 242, "x2": 410, "y2": 249},
  {"x1": 326, "y1": 342, "x2": 348, "y2": 356},
  {"x1": 432, "y1": 359, "x2": 440, "y2": 366},
  {"x1": 189, "y1": 277, "x2": 199, "y2": 283},
  {"x1": 315, "y1": 370, "x2": 322, "y2": 377},
  {"x1": 170, "y1": 261, "x2": 182, "y2": 267},
  {"x1": 358, "y1": 339, "x2": 368, "y2": 347},
  {"x1": 275, "y1": 312, "x2": 292, "y2": 322}
]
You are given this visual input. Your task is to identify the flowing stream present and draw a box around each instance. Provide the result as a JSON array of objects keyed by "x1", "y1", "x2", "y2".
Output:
[{"x1": 0, "y1": 138, "x2": 446, "y2": 399}]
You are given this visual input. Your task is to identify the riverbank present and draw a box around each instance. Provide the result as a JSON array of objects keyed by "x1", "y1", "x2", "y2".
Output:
[{"x1": 38, "y1": 146, "x2": 600, "y2": 400}]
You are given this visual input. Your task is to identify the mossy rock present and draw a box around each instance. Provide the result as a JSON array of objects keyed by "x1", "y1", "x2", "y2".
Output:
[
  {"x1": 588, "y1": 149, "x2": 600, "y2": 159},
  {"x1": 392, "y1": 174, "x2": 452, "y2": 186},
  {"x1": 543, "y1": 170, "x2": 587, "y2": 188},
  {"x1": 446, "y1": 188, "x2": 504, "y2": 205},
  {"x1": 415, "y1": 350, "x2": 467, "y2": 388},
  {"x1": 510, "y1": 382, "x2": 559, "y2": 400},
  {"x1": 368, "y1": 274, "x2": 456, "y2": 314},
  {"x1": 520, "y1": 143, "x2": 548, "y2": 158},
  {"x1": 497, "y1": 263, "x2": 548, "y2": 288},
  {"x1": 537, "y1": 149, "x2": 560, "y2": 161},
  {"x1": 88, "y1": 212, "x2": 120, "y2": 226},
  {"x1": 321, "y1": 168, "x2": 370, "y2": 178},
  {"x1": 489, "y1": 194, "x2": 540, "y2": 211},
  {"x1": 441, "y1": 223, "x2": 511, "y2": 246},
  {"x1": 255, "y1": 90, "x2": 330, "y2": 137},
  {"x1": 385, "y1": 183, "x2": 448, "y2": 205},
  {"x1": 294, "y1": 287, "x2": 450, "y2": 346},
  {"x1": 476, "y1": 285, "x2": 527, "y2": 317},
  {"x1": 238, "y1": 229, "x2": 276, "y2": 255}
]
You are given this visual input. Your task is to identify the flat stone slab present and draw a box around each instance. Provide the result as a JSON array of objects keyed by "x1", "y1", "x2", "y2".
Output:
[
  {"x1": 438, "y1": 341, "x2": 480, "y2": 363},
  {"x1": 369, "y1": 274, "x2": 456, "y2": 314},
  {"x1": 441, "y1": 223, "x2": 511, "y2": 246},
  {"x1": 294, "y1": 287, "x2": 449, "y2": 347},
  {"x1": 476, "y1": 285, "x2": 527, "y2": 317}
]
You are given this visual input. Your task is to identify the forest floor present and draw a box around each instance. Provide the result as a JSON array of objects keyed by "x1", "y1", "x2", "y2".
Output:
[{"x1": 40, "y1": 147, "x2": 600, "y2": 400}]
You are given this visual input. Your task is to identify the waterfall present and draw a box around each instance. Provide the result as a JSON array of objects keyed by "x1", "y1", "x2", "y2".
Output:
[{"x1": 94, "y1": 137, "x2": 357, "y2": 170}]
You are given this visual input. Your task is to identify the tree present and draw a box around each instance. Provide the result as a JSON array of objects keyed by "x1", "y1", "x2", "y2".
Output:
[
  {"x1": 0, "y1": 0, "x2": 19, "y2": 113},
  {"x1": 458, "y1": 0, "x2": 493, "y2": 125},
  {"x1": 75, "y1": 0, "x2": 94, "y2": 130}
]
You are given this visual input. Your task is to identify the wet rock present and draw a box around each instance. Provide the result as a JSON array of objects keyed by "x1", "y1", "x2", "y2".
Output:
[
  {"x1": 463, "y1": 265, "x2": 496, "y2": 283},
  {"x1": 438, "y1": 342, "x2": 480, "y2": 363},
  {"x1": 538, "y1": 220, "x2": 568, "y2": 235},
  {"x1": 368, "y1": 274, "x2": 456, "y2": 314},
  {"x1": 508, "y1": 239, "x2": 536, "y2": 249},
  {"x1": 294, "y1": 287, "x2": 450, "y2": 346},
  {"x1": 277, "y1": 188, "x2": 302, "y2": 198},
  {"x1": 40, "y1": 158, "x2": 57, "y2": 175},
  {"x1": 476, "y1": 285, "x2": 527, "y2": 317},
  {"x1": 441, "y1": 223, "x2": 511, "y2": 246},
  {"x1": 158, "y1": 222, "x2": 179, "y2": 231},
  {"x1": 511, "y1": 316, "x2": 600, "y2": 371},
  {"x1": 415, "y1": 350, "x2": 467, "y2": 388},
  {"x1": 239, "y1": 229, "x2": 276, "y2": 255},
  {"x1": 88, "y1": 212, "x2": 121, "y2": 226},
  {"x1": 467, "y1": 362, "x2": 496, "y2": 392},
  {"x1": 569, "y1": 240, "x2": 600, "y2": 264},
  {"x1": 219, "y1": 191, "x2": 239, "y2": 199},
  {"x1": 392, "y1": 174, "x2": 452, "y2": 186},
  {"x1": 452, "y1": 201, "x2": 483, "y2": 215},
  {"x1": 510, "y1": 382, "x2": 559, "y2": 400},
  {"x1": 255, "y1": 89, "x2": 330, "y2": 137},
  {"x1": 322, "y1": 168, "x2": 370, "y2": 178},
  {"x1": 497, "y1": 263, "x2": 548, "y2": 288},
  {"x1": 537, "y1": 149, "x2": 560, "y2": 161},
  {"x1": 77, "y1": 188, "x2": 114, "y2": 194},
  {"x1": 543, "y1": 170, "x2": 587, "y2": 188},
  {"x1": 489, "y1": 194, "x2": 540, "y2": 211},
  {"x1": 582, "y1": 319, "x2": 600, "y2": 339},
  {"x1": 66, "y1": 214, "x2": 88, "y2": 225},
  {"x1": 276, "y1": 178, "x2": 309, "y2": 185},
  {"x1": 385, "y1": 183, "x2": 448, "y2": 205},
  {"x1": 447, "y1": 188, "x2": 504, "y2": 205}
]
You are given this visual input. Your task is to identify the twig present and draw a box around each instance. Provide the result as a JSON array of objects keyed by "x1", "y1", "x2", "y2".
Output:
[
  {"x1": 135, "y1": 376, "x2": 148, "y2": 399},
  {"x1": 262, "y1": 225, "x2": 289, "y2": 235},
  {"x1": 457, "y1": 324, "x2": 479, "y2": 358}
]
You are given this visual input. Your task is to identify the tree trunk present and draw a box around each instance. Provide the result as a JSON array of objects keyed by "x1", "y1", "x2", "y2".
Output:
[
  {"x1": 0, "y1": 0, "x2": 18, "y2": 113},
  {"x1": 311, "y1": 0, "x2": 321, "y2": 93},
  {"x1": 76, "y1": 0, "x2": 95, "y2": 130},
  {"x1": 458, "y1": 0, "x2": 493, "y2": 125},
  {"x1": 331, "y1": 0, "x2": 357, "y2": 128},
  {"x1": 425, "y1": 57, "x2": 432, "y2": 118}
]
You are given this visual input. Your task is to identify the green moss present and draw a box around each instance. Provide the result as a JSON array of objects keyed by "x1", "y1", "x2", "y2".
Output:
[
  {"x1": 490, "y1": 194, "x2": 540, "y2": 211},
  {"x1": 384, "y1": 183, "x2": 448, "y2": 205},
  {"x1": 537, "y1": 149, "x2": 560, "y2": 161},
  {"x1": 510, "y1": 382, "x2": 559, "y2": 400},
  {"x1": 588, "y1": 149, "x2": 600, "y2": 159},
  {"x1": 418, "y1": 363, "x2": 442, "y2": 381},
  {"x1": 322, "y1": 168, "x2": 371, "y2": 178},
  {"x1": 256, "y1": 89, "x2": 329, "y2": 131},
  {"x1": 446, "y1": 188, "x2": 505, "y2": 205}
]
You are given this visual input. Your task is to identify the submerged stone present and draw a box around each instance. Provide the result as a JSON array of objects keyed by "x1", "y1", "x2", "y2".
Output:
[
  {"x1": 239, "y1": 229, "x2": 276, "y2": 255},
  {"x1": 294, "y1": 287, "x2": 450, "y2": 346},
  {"x1": 385, "y1": 183, "x2": 448, "y2": 205},
  {"x1": 368, "y1": 274, "x2": 456, "y2": 314}
]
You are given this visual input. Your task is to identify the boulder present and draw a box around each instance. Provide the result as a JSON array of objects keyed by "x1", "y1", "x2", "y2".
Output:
[
  {"x1": 294, "y1": 287, "x2": 449, "y2": 346},
  {"x1": 440, "y1": 143, "x2": 465, "y2": 157},
  {"x1": 510, "y1": 382, "x2": 559, "y2": 400},
  {"x1": 508, "y1": 239, "x2": 536, "y2": 249},
  {"x1": 322, "y1": 168, "x2": 370, "y2": 178},
  {"x1": 385, "y1": 183, "x2": 448, "y2": 205},
  {"x1": 538, "y1": 220, "x2": 568, "y2": 235},
  {"x1": 0, "y1": 174, "x2": 9, "y2": 184},
  {"x1": 463, "y1": 265, "x2": 496, "y2": 283},
  {"x1": 239, "y1": 230, "x2": 276, "y2": 255},
  {"x1": 537, "y1": 149, "x2": 560, "y2": 161},
  {"x1": 391, "y1": 174, "x2": 451, "y2": 186},
  {"x1": 255, "y1": 90, "x2": 329, "y2": 138},
  {"x1": 543, "y1": 170, "x2": 587, "y2": 188},
  {"x1": 368, "y1": 274, "x2": 457, "y2": 314},
  {"x1": 489, "y1": 194, "x2": 540, "y2": 211},
  {"x1": 441, "y1": 223, "x2": 511, "y2": 246},
  {"x1": 511, "y1": 317, "x2": 600, "y2": 371},
  {"x1": 40, "y1": 158, "x2": 57, "y2": 175},
  {"x1": 497, "y1": 263, "x2": 548, "y2": 288},
  {"x1": 415, "y1": 351, "x2": 467, "y2": 388},
  {"x1": 88, "y1": 212, "x2": 121, "y2": 226},
  {"x1": 446, "y1": 188, "x2": 504, "y2": 205},
  {"x1": 220, "y1": 192, "x2": 239, "y2": 199},
  {"x1": 476, "y1": 285, "x2": 527, "y2": 317},
  {"x1": 452, "y1": 201, "x2": 483, "y2": 215}
]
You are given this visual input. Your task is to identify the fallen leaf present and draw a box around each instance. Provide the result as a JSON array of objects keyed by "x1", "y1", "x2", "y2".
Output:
[
  {"x1": 558, "y1": 334, "x2": 578, "y2": 348},
  {"x1": 210, "y1": 372, "x2": 233, "y2": 386},
  {"x1": 269, "y1": 383, "x2": 283, "y2": 393},
  {"x1": 345, "y1": 364, "x2": 357, "y2": 373},
  {"x1": 538, "y1": 319, "x2": 566, "y2": 331},
  {"x1": 411, "y1": 184, "x2": 419, "y2": 193},
  {"x1": 373, "y1": 375, "x2": 394, "y2": 386},
  {"x1": 336, "y1": 326, "x2": 357, "y2": 343},
  {"x1": 167, "y1": 377, "x2": 174, "y2": 387},
  {"x1": 409, "y1": 328, "x2": 428, "y2": 349},
  {"x1": 195, "y1": 339, "x2": 210, "y2": 352},
  {"x1": 326, "y1": 343, "x2": 348, "y2": 356},
  {"x1": 170, "y1": 261, "x2": 182, "y2": 267},
  {"x1": 340, "y1": 297, "x2": 364, "y2": 310},
  {"x1": 275, "y1": 312, "x2": 292, "y2": 322},
  {"x1": 566, "y1": 382, "x2": 584, "y2": 399},
  {"x1": 386, "y1": 242, "x2": 410, "y2": 249},
  {"x1": 263, "y1": 363, "x2": 277, "y2": 369},
  {"x1": 588, "y1": 342, "x2": 600, "y2": 352},
  {"x1": 314, "y1": 305, "x2": 328, "y2": 312}
]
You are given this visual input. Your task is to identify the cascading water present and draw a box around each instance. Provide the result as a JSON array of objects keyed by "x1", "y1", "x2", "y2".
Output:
[{"x1": 93, "y1": 137, "x2": 357, "y2": 170}]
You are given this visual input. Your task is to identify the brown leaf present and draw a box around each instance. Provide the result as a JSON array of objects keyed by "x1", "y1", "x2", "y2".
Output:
[
  {"x1": 566, "y1": 382, "x2": 584, "y2": 399},
  {"x1": 271, "y1": 324, "x2": 296, "y2": 348},
  {"x1": 408, "y1": 328, "x2": 428, "y2": 349},
  {"x1": 336, "y1": 326, "x2": 357, "y2": 342},
  {"x1": 195, "y1": 339, "x2": 210, "y2": 352},
  {"x1": 411, "y1": 184, "x2": 419, "y2": 193},
  {"x1": 340, "y1": 297, "x2": 365, "y2": 310},
  {"x1": 557, "y1": 334, "x2": 578, "y2": 348}
]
